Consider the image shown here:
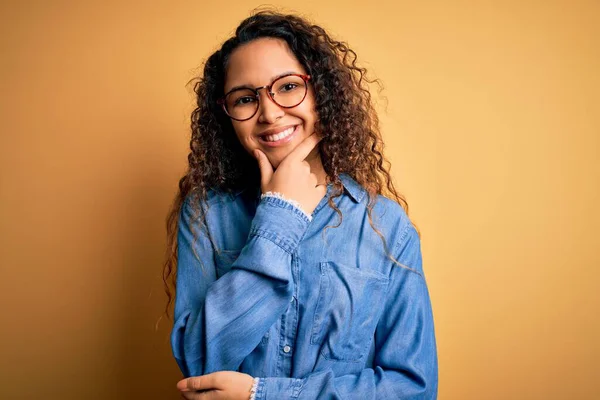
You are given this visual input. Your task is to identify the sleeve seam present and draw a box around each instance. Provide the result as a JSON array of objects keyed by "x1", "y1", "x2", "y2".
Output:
[{"x1": 392, "y1": 222, "x2": 424, "y2": 278}]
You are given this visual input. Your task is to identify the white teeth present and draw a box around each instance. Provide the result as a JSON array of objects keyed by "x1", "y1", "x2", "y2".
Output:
[{"x1": 264, "y1": 126, "x2": 295, "y2": 142}]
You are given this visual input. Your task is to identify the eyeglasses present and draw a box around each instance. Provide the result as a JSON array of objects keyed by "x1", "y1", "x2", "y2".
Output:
[{"x1": 217, "y1": 73, "x2": 311, "y2": 121}]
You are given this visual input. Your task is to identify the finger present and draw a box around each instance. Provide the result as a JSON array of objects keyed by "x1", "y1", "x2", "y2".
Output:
[
  {"x1": 180, "y1": 391, "x2": 198, "y2": 400},
  {"x1": 180, "y1": 390, "x2": 197, "y2": 400},
  {"x1": 285, "y1": 133, "x2": 322, "y2": 164},
  {"x1": 177, "y1": 375, "x2": 216, "y2": 392},
  {"x1": 188, "y1": 390, "x2": 220, "y2": 400},
  {"x1": 254, "y1": 149, "x2": 273, "y2": 189}
]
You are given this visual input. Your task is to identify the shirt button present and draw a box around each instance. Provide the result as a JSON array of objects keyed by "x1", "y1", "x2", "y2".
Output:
[
  {"x1": 290, "y1": 296, "x2": 295, "y2": 303},
  {"x1": 283, "y1": 345, "x2": 291, "y2": 353}
]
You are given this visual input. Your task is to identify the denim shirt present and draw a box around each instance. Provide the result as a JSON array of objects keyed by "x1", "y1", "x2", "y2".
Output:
[{"x1": 171, "y1": 174, "x2": 438, "y2": 399}]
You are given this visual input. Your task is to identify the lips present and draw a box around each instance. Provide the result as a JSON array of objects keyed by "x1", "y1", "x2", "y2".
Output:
[{"x1": 257, "y1": 125, "x2": 299, "y2": 147}]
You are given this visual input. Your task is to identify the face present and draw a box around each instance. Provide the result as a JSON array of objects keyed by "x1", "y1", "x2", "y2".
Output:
[{"x1": 224, "y1": 38, "x2": 318, "y2": 169}]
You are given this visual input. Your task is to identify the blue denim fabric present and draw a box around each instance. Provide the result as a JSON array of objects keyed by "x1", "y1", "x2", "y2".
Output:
[{"x1": 171, "y1": 174, "x2": 438, "y2": 399}]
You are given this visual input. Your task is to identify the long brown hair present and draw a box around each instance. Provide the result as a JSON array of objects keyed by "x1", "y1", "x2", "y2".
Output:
[{"x1": 162, "y1": 10, "x2": 417, "y2": 320}]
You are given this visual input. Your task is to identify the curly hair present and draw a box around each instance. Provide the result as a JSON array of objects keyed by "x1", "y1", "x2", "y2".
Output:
[{"x1": 161, "y1": 10, "x2": 416, "y2": 320}]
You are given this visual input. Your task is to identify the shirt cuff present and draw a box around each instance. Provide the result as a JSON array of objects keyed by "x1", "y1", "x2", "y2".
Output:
[
  {"x1": 249, "y1": 377, "x2": 261, "y2": 400},
  {"x1": 253, "y1": 377, "x2": 303, "y2": 400},
  {"x1": 249, "y1": 195, "x2": 311, "y2": 254},
  {"x1": 261, "y1": 192, "x2": 313, "y2": 222}
]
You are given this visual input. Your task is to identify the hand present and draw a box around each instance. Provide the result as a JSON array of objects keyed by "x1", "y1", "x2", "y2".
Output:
[
  {"x1": 254, "y1": 133, "x2": 326, "y2": 216},
  {"x1": 177, "y1": 371, "x2": 255, "y2": 400}
]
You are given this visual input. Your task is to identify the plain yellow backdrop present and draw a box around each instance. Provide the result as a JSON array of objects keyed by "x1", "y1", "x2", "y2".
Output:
[{"x1": 1, "y1": 1, "x2": 598, "y2": 399}]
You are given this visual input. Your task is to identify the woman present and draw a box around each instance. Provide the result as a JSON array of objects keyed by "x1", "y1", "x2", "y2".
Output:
[{"x1": 164, "y1": 10, "x2": 438, "y2": 400}]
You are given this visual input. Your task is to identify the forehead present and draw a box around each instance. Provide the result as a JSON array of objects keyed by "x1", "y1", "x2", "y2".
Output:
[{"x1": 224, "y1": 37, "x2": 306, "y2": 92}]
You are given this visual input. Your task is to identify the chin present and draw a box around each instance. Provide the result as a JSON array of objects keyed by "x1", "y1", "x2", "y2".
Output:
[
  {"x1": 267, "y1": 156, "x2": 284, "y2": 170},
  {"x1": 260, "y1": 147, "x2": 292, "y2": 169}
]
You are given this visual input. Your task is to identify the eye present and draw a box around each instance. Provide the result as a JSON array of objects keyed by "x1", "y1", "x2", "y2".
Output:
[
  {"x1": 280, "y1": 83, "x2": 299, "y2": 92},
  {"x1": 233, "y1": 96, "x2": 256, "y2": 106}
]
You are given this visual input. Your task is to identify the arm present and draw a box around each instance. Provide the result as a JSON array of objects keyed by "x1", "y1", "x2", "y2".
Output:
[
  {"x1": 253, "y1": 223, "x2": 438, "y2": 400},
  {"x1": 171, "y1": 194, "x2": 311, "y2": 377}
]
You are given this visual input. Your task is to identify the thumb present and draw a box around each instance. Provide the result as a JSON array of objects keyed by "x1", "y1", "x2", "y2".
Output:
[{"x1": 254, "y1": 149, "x2": 273, "y2": 189}]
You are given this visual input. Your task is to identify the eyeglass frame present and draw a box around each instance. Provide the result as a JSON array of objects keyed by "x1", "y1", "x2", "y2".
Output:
[{"x1": 217, "y1": 73, "x2": 312, "y2": 121}]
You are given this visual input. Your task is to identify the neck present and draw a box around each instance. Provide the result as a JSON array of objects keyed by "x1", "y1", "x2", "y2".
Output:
[{"x1": 306, "y1": 148, "x2": 329, "y2": 185}]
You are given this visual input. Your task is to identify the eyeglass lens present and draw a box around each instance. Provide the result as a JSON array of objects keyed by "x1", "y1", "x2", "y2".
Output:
[{"x1": 224, "y1": 75, "x2": 308, "y2": 120}]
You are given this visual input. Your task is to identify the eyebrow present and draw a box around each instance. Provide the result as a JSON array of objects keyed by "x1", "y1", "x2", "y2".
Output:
[{"x1": 225, "y1": 71, "x2": 300, "y2": 94}]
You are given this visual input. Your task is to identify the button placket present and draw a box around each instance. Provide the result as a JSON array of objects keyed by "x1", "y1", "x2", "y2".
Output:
[{"x1": 281, "y1": 253, "x2": 300, "y2": 376}]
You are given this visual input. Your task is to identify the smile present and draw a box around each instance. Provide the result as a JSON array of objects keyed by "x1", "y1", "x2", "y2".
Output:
[{"x1": 259, "y1": 125, "x2": 299, "y2": 147}]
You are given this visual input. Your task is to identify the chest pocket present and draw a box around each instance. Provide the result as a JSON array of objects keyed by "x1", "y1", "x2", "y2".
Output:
[
  {"x1": 311, "y1": 261, "x2": 389, "y2": 362},
  {"x1": 214, "y1": 250, "x2": 241, "y2": 278}
]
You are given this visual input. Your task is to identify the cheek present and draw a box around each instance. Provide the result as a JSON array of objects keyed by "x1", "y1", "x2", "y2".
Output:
[
  {"x1": 301, "y1": 92, "x2": 318, "y2": 125},
  {"x1": 232, "y1": 123, "x2": 257, "y2": 152},
  {"x1": 298, "y1": 104, "x2": 318, "y2": 129}
]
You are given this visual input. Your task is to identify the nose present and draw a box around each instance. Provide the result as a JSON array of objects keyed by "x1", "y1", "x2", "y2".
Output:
[{"x1": 256, "y1": 88, "x2": 284, "y2": 124}]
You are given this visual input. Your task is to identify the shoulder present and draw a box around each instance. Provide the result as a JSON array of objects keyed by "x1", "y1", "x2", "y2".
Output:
[
  {"x1": 182, "y1": 189, "x2": 242, "y2": 214},
  {"x1": 339, "y1": 174, "x2": 411, "y2": 227},
  {"x1": 367, "y1": 194, "x2": 423, "y2": 276},
  {"x1": 372, "y1": 193, "x2": 411, "y2": 225},
  {"x1": 339, "y1": 174, "x2": 417, "y2": 254},
  {"x1": 180, "y1": 188, "x2": 255, "y2": 245},
  {"x1": 366, "y1": 193, "x2": 414, "y2": 240},
  {"x1": 179, "y1": 190, "x2": 238, "y2": 229}
]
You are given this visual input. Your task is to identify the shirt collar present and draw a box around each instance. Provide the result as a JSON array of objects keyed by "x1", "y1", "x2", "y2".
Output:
[{"x1": 338, "y1": 173, "x2": 367, "y2": 203}]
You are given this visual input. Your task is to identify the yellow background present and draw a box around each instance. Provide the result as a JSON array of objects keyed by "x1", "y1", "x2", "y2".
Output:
[{"x1": 1, "y1": 1, "x2": 598, "y2": 399}]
